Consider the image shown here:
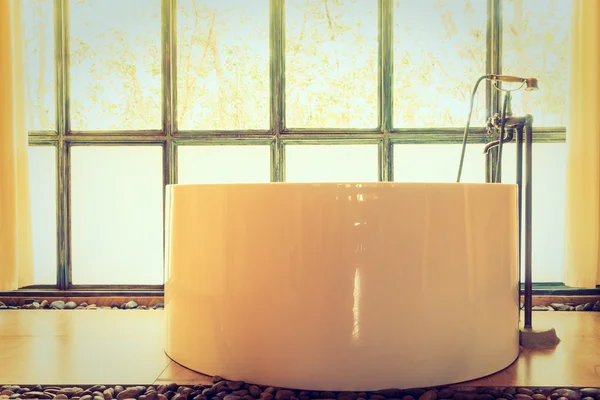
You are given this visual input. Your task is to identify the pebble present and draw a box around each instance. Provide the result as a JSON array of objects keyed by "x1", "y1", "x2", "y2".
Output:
[
  {"x1": 125, "y1": 301, "x2": 138, "y2": 309},
  {"x1": 419, "y1": 391, "x2": 437, "y2": 400},
  {"x1": 51, "y1": 300, "x2": 66, "y2": 309},
  {"x1": 581, "y1": 390, "x2": 600, "y2": 398},
  {"x1": 514, "y1": 395, "x2": 532, "y2": 400},
  {"x1": 65, "y1": 301, "x2": 77, "y2": 309},
  {"x1": 117, "y1": 389, "x2": 143, "y2": 400},
  {"x1": 552, "y1": 390, "x2": 581, "y2": 400}
]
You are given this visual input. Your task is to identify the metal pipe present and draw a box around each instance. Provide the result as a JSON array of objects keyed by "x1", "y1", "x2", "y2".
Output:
[
  {"x1": 457, "y1": 75, "x2": 488, "y2": 182},
  {"x1": 494, "y1": 92, "x2": 512, "y2": 182},
  {"x1": 524, "y1": 116, "x2": 533, "y2": 329},
  {"x1": 516, "y1": 126, "x2": 523, "y2": 310}
]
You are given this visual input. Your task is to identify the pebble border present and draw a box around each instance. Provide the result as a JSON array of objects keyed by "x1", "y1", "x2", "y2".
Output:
[
  {"x1": 2, "y1": 299, "x2": 600, "y2": 312},
  {"x1": 0, "y1": 299, "x2": 163, "y2": 310},
  {"x1": 0, "y1": 381, "x2": 599, "y2": 400}
]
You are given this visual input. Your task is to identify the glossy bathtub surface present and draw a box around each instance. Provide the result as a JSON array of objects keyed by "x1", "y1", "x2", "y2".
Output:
[{"x1": 164, "y1": 182, "x2": 519, "y2": 391}]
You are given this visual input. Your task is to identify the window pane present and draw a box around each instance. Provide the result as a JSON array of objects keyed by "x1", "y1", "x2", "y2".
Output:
[
  {"x1": 501, "y1": 143, "x2": 566, "y2": 283},
  {"x1": 503, "y1": 0, "x2": 571, "y2": 127},
  {"x1": 69, "y1": 0, "x2": 161, "y2": 130},
  {"x1": 393, "y1": 0, "x2": 487, "y2": 128},
  {"x1": 285, "y1": 145, "x2": 378, "y2": 182},
  {"x1": 393, "y1": 144, "x2": 486, "y2": 183},
  {"x1": 178, "y1": 145, "x2": 271, "y2": 183},
  {"x1": 70, "y1": 146, "x2": 164, "y2": 284},
  {"x1": 285, "y1": 0, "x2": 378, "y2": 129},
  {"x1": 176, "y1": 0, "x2": 270, "y2": 131},
  {"x1": 23, "y1": 0, "x2": 55, "y2": 131},
  {"x1": 28, "y1": 146, "x2": 57, "y2": 284}
]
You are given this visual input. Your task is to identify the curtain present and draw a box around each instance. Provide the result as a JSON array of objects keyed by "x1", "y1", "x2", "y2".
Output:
[
  {"x1": 562, "y1": 0, "x2": 600, "y2": 288},
  {"x1": 0, "y1": 0, "x2": 34, "y2": 291}
]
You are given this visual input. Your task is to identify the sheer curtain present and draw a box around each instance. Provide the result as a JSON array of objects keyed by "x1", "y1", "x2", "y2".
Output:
[
  {"x1": 562, "y1": 0, "x2": 600, "y2": 288},
  {"x1": 0, "y1": 0, "x2": 34, "y2": 291}
]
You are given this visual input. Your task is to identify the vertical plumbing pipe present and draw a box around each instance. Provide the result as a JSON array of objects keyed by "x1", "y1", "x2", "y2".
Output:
[
  {"x1": 523, "y1": 117, "x2": 533, "y2": 329},
  {"x1": 516, "y1": 127, "x2": 523, "y2": 299}
]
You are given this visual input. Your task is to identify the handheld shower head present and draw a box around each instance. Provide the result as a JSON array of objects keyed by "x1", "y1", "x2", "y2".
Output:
[
  {"x1": 487, "y1": 74, "x2": 539, "y2": 91},
  {"x1": 524, "y1": 78, "x2": 539, "y2": 91}
]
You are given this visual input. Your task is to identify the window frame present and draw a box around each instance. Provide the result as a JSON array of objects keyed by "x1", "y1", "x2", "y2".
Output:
[{"x1": 21, "y1": 0, "x2": 567, "y2": 292}]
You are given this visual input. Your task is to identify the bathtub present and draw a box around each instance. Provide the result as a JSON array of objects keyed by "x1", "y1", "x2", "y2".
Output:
[{"x1": 164, "y1": 182, "x2": 519, "y2": 391}]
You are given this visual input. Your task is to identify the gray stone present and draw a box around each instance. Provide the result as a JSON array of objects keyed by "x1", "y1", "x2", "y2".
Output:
[
  {"x1": 551, "y1": 390, "x2": 581, "y2": 400},
  {"x1": 116, "y1": 388, "x2": 142, "y2": 400},
  {"x1": 177, "y1": 387, "x2": 193, "y2": 397},
  {"x1": 51, "y1": 300, "x2": 65, "y2": 309},
  {"x1": 55, "y1": 395, "x2": 69, "y2": 400},
  {"x1": 23, "y1": 392, "x2": 52, "y2": 399},
  {"x1": 275, "y1": 391, "x2": 296, "y2": 400},
  {"x1": 145, "y1": 391, "x2": 158, "y2": 400},
  {"x1": 584, "y1": 303, "x2": 594, "y2": 311},
  {"x1": 125, "y1": 300, "x2": 138, "y2": 309},
  {"x1": 437, "y1": 390, "x2": 454, "y2": 399},
  {"x1": 40, "y1": 300, "x2": 48, "y2": 308},
  {"x1": 532, "y1": 306, "x2": 549, "y2": 311},
  {"x1": 581, "y1": 390, "x2": 600, "y2": 398},
  {"x1": 576, "y1": 304, "x2": 587, "y2": 311},
  {"x1": 248, "y1": 386, "x2": 262, "y2": 398},
  {"x1": 57, "y1": 388, "x2": 84, "y2": 397},
  {"x1": 64, "y1": 301, "x2": 77, "y2": 309},
  {"x1": 550, "y1": 303, "x2": 571, "y2": 311},
  {"x1": 532, "y1": 395, "x2": 546, "y2": 400},
  {"x1": 153, "y1": 303, "x2": 164, "y2": 309},
  {"x1": 516, "y1": 390, "x2": 534, "y2": 396},
  {"x1": 592, "y1": 302, "x2": 600, "y2": 312},
  {"x1": 226, "y1": 382, "x2": 244, "y2": 391},
  {"x1": 419, "y1": 391, "x2": 437, "y2": 400},
  {"x1": 103, "y1": 389, "x2": 114, "y2": 400},
  {"x1": 514, "y1": 395, "x2": 533, "y2": 400}
]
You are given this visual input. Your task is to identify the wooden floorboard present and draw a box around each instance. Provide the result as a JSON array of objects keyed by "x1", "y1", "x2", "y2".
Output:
[{"x1": 1, "y1": 310, "x2": 599, "y2": 387}]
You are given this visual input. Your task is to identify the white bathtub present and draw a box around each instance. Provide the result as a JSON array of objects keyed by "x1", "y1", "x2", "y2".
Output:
[{"x1": 164, "y1": 182, "x2": 519, "y2": 391}]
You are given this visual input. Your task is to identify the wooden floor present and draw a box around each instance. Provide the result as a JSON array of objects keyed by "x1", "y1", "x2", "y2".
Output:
[{"x1": 1, "y1": 310, "x2": 600, "y2": 387}]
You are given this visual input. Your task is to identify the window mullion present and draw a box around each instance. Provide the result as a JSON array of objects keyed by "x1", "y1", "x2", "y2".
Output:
[
  {"x1": 380, "y1": 0, "x2": 393, "y2": 181},
  {"x1": 270, "y1": 0, "x2": 284, "y2": 181},
  {"x1": 54, "y1": 0, "x2": 70, "y2": 290}
]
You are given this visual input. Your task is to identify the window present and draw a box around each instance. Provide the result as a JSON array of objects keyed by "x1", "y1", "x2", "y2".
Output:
[{"x1": 23, "y1": 0, "x2": 570, "y2": 289}]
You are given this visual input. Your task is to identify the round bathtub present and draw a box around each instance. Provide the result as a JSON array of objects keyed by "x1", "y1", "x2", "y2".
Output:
[{"x1": 164, "y1": 182, "x2": 519, "y2": 391}]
